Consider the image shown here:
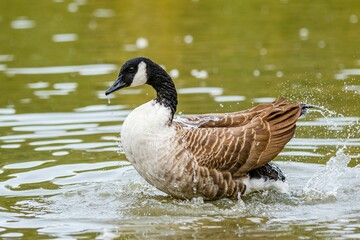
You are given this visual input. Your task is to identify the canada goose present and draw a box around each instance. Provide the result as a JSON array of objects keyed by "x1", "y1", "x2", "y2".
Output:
[{"x1": 105, "y1": 57, "x2": 308, "y2": 200}]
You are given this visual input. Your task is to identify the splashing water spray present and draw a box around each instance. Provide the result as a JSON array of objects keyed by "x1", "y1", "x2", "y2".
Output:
[{"x1": 301, "y1": 104, "x2": 359, "y2": 201}]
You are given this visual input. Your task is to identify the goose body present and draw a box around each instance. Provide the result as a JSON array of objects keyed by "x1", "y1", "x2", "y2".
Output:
[{"x1": 106, "y1": 57, "x2": 307, "y2": 200}]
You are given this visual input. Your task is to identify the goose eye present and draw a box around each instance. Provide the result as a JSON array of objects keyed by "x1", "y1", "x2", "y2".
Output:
[{"x1": 128, "y1": 67, "x2": 136, "y2": 73}]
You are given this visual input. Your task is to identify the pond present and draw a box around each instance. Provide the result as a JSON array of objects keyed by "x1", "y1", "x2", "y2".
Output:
[{"x1": 0, "y1": 0, "x2": 360, "y2": 239}]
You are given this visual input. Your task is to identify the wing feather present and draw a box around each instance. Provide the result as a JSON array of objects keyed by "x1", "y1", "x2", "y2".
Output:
[{"x1": 174, "y1": 98, "x2": 303, "y2": 176}]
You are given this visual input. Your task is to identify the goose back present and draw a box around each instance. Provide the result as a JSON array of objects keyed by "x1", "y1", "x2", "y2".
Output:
[{"x1": 175, "y1": 98, "x2": 302, "y2": 177}]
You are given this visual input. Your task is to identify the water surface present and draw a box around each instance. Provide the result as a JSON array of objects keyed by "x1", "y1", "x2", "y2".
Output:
[{"x1": 0, "y1": 0, "x2": 360, "y2": 239}]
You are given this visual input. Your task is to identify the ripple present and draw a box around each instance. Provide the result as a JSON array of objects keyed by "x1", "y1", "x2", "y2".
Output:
[
  {"x1": 29, "y1": 139, "x2": 83, "y2": 146},
  {"x1": 53, "y1": 82, "x2": 77, "y2": 90},
  {"x1": 252, "y1": 97, "x2": 277, "y2": 103},
  {"x1": 1, "y1": 161, "x2": 121, "y2": 193},
  {"x1": 0, "y1": 111, "x2": 127, "y2": 128},
  {"x1": 214, "y1": 95, "x2": 246, "y2": 102},
  {"x1": 34, "y1": 142, "x2": 117, "y2": 151},
  {"x1": 1, "y1": 233, "x2": 23, "y2": 238},
  {"x1": 13, "y1": 123, "x2": 97, "y2": 132},
  {"x1": 0, "y1": 144, "x2": 21, "y2": 149},
  {"x1": 343, "y1": 85, "x2": 360, "y2": 94},
  {"x1": 34, "y1": 89, "x2": 74, "y2": 98},
  {"x1": 0, "y1": 110, "x2": 126, "y2": 141},
  {"x1": 0, "y1": 55, "x2": 14, "y2": 62},
  {"x1": 27, "y1": 81, "x2": 49, "y2": 89},
  {"x1": 178, "y1": 87, "x2": 223, "y2": 96},
  {"x1": 0, "y1": 108, "x2": 15, "y2": 115},
  {"x1": 52, "y1": 151, "x2": 69, "y2": 156},
  {"x1": 335, "y1": 68, "x2": 360, "y2": 80},
  {"x1": 3, "y1": 160, "x2": 55, "y2": 169},
  {"x1": 52, "y1": 33, "x2": 78, "y2": 42},
  {"x1": 74, "y1": 104, "x2": 126, "y2": 112},
  {"x1": 279, "y1": 151, "x2": 324, "y2": 157},
  {"x1": 93, "y1": 9, "x2": 115, "y2": 18},
  {"x1": 289, "y1": 138, "x2": 360, "y2": 147},
  {"x1": 5, "y1": 64, "x2": 117, "y2": 76},
  {"x1": 190, "y1": 69, "x2": 208, "y2": 79},
  {"x1": 11, "y1": 17, "x2": 36, "y2": 29}
]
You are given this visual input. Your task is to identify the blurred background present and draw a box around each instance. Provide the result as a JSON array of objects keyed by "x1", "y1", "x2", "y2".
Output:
[{"x1": 0, "y1": 0, "x2": 359, "y2": 239}]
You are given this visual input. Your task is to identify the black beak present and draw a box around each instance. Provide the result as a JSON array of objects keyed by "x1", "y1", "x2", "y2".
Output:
[{"x1": 105, "y1": 75, "x2": 127, "y2": 96}]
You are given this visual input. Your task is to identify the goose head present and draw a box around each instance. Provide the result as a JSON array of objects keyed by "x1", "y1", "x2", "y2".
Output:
[
  {"x1": 105, "y1": 57, "x2": 152, "y2": 95},
  {"x1": 105, "y1": 57, "x2": 178, "y2": 117}
]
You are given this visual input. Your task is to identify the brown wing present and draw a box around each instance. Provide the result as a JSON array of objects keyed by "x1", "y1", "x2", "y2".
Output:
[{"x1": 175, "y1": 98, "x2": 303, "y2": 177}]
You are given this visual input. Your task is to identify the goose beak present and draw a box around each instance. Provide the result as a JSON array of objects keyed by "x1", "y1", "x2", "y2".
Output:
[{"x1": 105, "y1": 75, "x2": 126, "y2": 95}]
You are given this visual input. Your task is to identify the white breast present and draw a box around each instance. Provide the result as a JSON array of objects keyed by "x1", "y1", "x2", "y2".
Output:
[{"x1": 121, "y1": 100, "x2": 177, "y2": 186}]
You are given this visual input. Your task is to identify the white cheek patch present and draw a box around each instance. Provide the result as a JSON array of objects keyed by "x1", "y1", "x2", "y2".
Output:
[{"x1": 130, "y1": 61, "x2": 147, "y2": 87}]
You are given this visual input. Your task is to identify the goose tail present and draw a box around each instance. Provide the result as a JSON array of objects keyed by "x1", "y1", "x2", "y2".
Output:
[{"x1": 243, "y1": 163, "x2": 289, "y2": 194}]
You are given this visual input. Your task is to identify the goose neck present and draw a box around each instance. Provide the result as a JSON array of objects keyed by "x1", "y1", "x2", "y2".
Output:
[{"x1": 150, "y1": 72, "x2": 178, "y2": 119}]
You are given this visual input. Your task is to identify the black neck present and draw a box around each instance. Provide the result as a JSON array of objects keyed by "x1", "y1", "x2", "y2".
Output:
[{"x1": 147, "y1": 65, "x2": 177, "y2": 120}]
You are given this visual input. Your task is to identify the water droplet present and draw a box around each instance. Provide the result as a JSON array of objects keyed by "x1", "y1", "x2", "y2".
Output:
[
  {"x1": 259, "y1": 48, "x2": 267, "y2": 56},
  {"x1": 169, "y1": 69, "x2": 180, "y2": 79},
  {"x1": 318, "y1": 40, "x2": 326, "y2": 48},
  {"x1": 190, "y1": 69, "x2": 208, "y2": 79},
  {"x1": 107, "y1": 97, "x2": 111, "y2": 104},
  {"x1": 93, "y1": 9, "x2": 115, "y2": 18},
  {"x1": 349, "y1": 14, "x2": 358, "y2": 24},
  {"x1": 276, "y1": 71, "x2": 284, "y2": 78},
  {"x1": 68, "y1": 3, "x2": 78, "y2": 12},
  {"x1": 184, "y1": 35, "x2": 193, "y2": 44},
  {"x1": 253, "y1": 69, "x2": 260, "y2": 77},
  {"x1": 136, "y1": 37, "x2": 148, "y2": 49},
  {"x1": 299, "y1": 28, "x2": 309, "y2": 40}
]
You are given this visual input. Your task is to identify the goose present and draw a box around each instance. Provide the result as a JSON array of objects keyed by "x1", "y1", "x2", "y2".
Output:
[{"x1": 105, "y1": 57, "x2": 309, "y2": 200}]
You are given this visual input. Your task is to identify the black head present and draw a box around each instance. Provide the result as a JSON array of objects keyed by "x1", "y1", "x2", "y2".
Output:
[
  {"x1": 105, "y1": 57, "x2": 154, "y2": 96},
  {"x1": 105, "y1": 57, "x2": 178, "y2": 117}
]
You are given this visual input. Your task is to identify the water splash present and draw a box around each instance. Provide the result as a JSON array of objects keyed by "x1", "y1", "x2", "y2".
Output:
[
  {"x1": 307, "y1": 105, "x2": 343, "y2": 118},
  {"x1": 302, "y1": 148, "x2": 352, "y2": 201}
]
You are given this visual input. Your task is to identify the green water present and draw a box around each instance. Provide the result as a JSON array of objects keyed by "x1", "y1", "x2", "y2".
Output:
[{"x1": 0, "y1": 1, "x2": 360, "y2": 239}]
